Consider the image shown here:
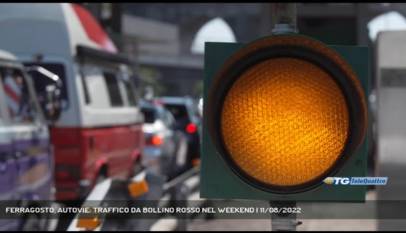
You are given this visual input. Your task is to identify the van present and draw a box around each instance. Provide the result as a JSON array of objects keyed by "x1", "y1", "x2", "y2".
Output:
[
  {"x1": 0, "y1": 49, "x2": 54, "y2": 230},
  {"x1": 0, "y1": 3, "x2": 144, "y2": 200}
]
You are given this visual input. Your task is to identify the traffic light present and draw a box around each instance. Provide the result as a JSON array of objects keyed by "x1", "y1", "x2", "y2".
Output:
[{"x1": 201, "y1": 34, "x2": 369, "y2": 201}]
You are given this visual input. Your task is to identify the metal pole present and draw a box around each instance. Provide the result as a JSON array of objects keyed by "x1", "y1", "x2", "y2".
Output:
[
  {"x1": 268, "y1": 4, "x2": 300, "y2": 231},
  {"x1": 261, "y1": 3, "x2": 301, "y2": 231},
  {"x1": 270, "y1": 201, "x2": 301, "y2": 231},
  {"x1": 271, "y1": 3, "x2": 298, "y2": 34}
]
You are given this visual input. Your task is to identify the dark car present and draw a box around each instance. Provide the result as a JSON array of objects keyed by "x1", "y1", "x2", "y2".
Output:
[
  {"x1": 140, "y1": 100, "x2": 188, "y2": 180},
  {"x1": 157, "y1": 97, "x2": 201, "y2": 171}
]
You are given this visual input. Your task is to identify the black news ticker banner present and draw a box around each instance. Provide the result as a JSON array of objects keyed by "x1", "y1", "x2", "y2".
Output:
[{"x1": 0, "y1": 200, "x2": 405, "y2": 220}]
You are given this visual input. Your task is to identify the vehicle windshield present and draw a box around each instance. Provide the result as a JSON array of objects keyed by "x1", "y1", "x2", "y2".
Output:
[
  {"x1": 140, "y1": 107, "x2": 156, "y2": 124},
  {"x1": 163, "y1": 104, "x2": 189, "y2": 122},
  {"x1": 0, "y1": 66, "x2": 39, "y2": 123}
]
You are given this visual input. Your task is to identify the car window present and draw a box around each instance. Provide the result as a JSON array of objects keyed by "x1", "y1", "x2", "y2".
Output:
[
  {"x1": 24, "y1": 62, "x2": 68, "y2": 110},
  {"x1": 103, "y1": 71, "x2": 124, "y2": 107},
  {"x1": 118, "y1": 68, "x2": 138, "y2": 107},
  {"x1": 156, "y1": 107, "x2": 171, "y2": 127},
  {"x1": 82, "y1": 62, "x2": 137, "y2": 108},
  {"x1": 123, "y1": 79, "x2": 137, "y2": 106},
  {"x1": 1, "y1": 67, "x2": 37, "y2": 123},
  {"x1": 82, "y1": 65, "x2": 110, "y2": 108},
  {"x1": 164, "y1": 104, "x2": 190, "y2": 122},
  {"x1": 141, "y1": 107, "x2": 156, "y2": 123},
  {"x1": 164, "y1": 110, "x2": 176, "y2": 128}
]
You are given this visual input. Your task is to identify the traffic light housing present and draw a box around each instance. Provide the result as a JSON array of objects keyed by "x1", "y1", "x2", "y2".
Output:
[{"x1": 201, "y1": 34, "x2": 369, "y2": 201}]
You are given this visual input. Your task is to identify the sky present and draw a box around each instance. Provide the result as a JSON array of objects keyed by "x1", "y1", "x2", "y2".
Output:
[
  {"x1": 191, "y1": 17, "x2": 236, "y2": 54},
  {"x1": 368, "y1": 11, "x2": 406, "y2": 41}
]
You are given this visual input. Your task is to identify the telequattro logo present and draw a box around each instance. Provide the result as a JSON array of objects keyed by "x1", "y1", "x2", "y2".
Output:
[{"x1": 323, "y1": 177, "x2": 388, "y2": 185}]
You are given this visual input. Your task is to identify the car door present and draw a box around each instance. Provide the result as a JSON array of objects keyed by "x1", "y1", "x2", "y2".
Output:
[
  {"x1": 0, "y1": 66, "x2": 19, "y2": 201},
  {"x1": 164, "y1": 110, "x2": 188, "y2": 175},
  {"x1": 161, "y1": 109, "x2": 176, "y2": 157},
  {"x1": 1, "y1": 67, "x2": 53, "y2": 201}
]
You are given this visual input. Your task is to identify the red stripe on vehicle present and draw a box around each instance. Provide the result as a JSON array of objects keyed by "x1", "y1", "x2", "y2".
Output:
[
  {"x1": 71, "y1": 3, "x2": 117, "y2": 53},
  {"x1": 4, "y1": 84, "x2": 20, "y2": 103}
]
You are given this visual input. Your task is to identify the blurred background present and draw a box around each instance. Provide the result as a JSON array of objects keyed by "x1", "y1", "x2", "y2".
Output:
[{"x1": 80, "y1": 3, "x2": 386, "y2": 98}]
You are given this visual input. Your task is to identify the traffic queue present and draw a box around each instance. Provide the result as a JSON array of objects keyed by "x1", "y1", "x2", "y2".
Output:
[{"x1": 0, "y1": 3, "x2": 201, "y2": 231}]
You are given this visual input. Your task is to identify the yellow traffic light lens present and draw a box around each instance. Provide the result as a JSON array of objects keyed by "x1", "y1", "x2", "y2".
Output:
[{"x1": 221, "y1": 57, "x2": 349, "y2": 187}]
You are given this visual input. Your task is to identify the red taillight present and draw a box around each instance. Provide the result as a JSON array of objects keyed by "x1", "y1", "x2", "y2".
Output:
[
  {"x1": 186, "y1": 123, "x2": 197, "y2": 134},
  {"x1": 149, "y1": 135, "x2": 163, "y2": 146}
]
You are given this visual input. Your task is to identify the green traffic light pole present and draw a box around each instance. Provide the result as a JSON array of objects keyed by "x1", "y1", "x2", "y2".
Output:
[
  {"x1": 270, "y1": 3, "x2": 298, "y2": 35},
  {"x1": 269, "y1": 3, "x2": 302, "y2": 231}
]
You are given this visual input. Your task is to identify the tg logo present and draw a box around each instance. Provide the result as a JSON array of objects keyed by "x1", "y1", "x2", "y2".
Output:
[{"x1": 323, "y1": 177, "x2": 350, "y2": 185}]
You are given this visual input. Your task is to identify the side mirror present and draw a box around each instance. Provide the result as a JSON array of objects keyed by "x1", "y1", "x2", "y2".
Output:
[
  {"x1": 43, "y1": 84, "x2": 62, "y2": 122},
  {"x1": 25, "y1": 66, "x2": 62, "y2": 123}
]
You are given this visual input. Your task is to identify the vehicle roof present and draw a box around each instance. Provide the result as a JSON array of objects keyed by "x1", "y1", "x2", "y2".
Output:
[
  {"x1": 140, "y1": 100, "x2": 167, "y2": 112},
  {"x1": 139, "y1": 99, "x2": 176, "y2": 123},
  {"x1": 158, "y1": 96, "x2": 194, "y2": 105},
  {"x1": 139, "y1": 100, "x2": 155, "y2": 109},
  {"x1": 0, "y1": 50, "x2": 17, "y2": 61},
  {"x1": 0, "y1": 3, "x2": 117, "y2": 59}
]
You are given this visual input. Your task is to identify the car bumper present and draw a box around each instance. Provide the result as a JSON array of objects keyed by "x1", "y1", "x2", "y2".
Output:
[
  {"x1": 143, "y1": 146, "x2": 173, "y2": 178},
  {"x1": 55, "y1": 179, "x2": 91, "y2": 201}
]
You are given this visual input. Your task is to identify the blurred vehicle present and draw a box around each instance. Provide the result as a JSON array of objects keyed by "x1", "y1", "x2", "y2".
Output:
[
  {"x1": 197, "y1": 97, "x2": 203, "y2": 118},
  {"x1": 0, "y1": 50, "x2": 54, "y2": 230},
  {"x1": 158, "y1": 96, "x2": 201, "y2": 171},
  {"x1": 140, "y1": 100, "x2": 188, "y2": 180},
  {"x1": 0, "y1": 3, "x2": 144, "y2": 201}
]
